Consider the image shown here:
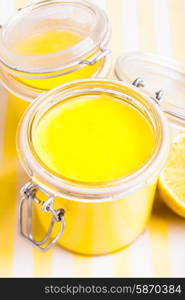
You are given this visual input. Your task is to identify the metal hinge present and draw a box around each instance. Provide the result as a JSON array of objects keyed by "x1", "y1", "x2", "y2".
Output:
[
  {"x1": 132, "y1": 77, "x2": 164, "y2": 103},
  {"x1": 19, "y1": 181, "x2": 65, "y2": 252},
  {"x1": 80, "y1": 47, "x2": 111, "y2": 66}
]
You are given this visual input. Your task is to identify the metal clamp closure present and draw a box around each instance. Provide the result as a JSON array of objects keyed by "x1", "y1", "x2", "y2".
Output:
[
  {"x1": 132, "y1": 77, "x2": 164, "y2": 103},
  {"x1": 80, "y1": 47, "x2": 111, "y2": 66},
  {"x1": 19, "y1": 182, "x2": 65, "y2": 252}
]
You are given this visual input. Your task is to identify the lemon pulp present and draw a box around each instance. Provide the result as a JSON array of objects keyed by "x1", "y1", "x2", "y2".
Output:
[
  {"x1": 32, "y1": 93, "x2": 155, "y2": 183},
  {"x1": 159, "y1": 133, "x2": 185, "y2": 217}
]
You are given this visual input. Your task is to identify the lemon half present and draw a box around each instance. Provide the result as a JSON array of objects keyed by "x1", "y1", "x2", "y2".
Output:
[{"x1": 158, "y1": 133, "x2": 185, "y2": 218}]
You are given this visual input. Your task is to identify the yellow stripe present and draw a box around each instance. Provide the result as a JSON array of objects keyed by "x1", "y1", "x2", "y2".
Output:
[
  {"x1": 16, "y1": 0, "x2": 28, "y2": 9},
  {"x1": 137, "y1": 0, "x2": 172, "y2": 277},
  {"x1": 138, "y1": 0, "x2": 156, "y2": 52},
  {"x1": 33, "y1": 250, "x2": 53, "y2": 277},
  {"x1": 71, "y1": 255, "x2": 92, "y2": 278},
  {"x1": 169, "y1": 0, "x2": 185, "y2": 62},
  {"x1": 0, "y1": 93, "x2": 19, "y2": 277},
  {"x1": 149, "y1": 217, "x2": 171, "y2": 277},
  {"x1": 113, "y1": 247, "x2": 132, "y2": 277}
]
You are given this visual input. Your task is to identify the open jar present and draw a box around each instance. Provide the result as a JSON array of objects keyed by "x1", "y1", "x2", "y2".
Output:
[
  {"x1": 17, "y1": 78, "x2": 170, "y2": 255},
  {"x1": 0, "y1": 0, "x2": 111, "y2": 102}
]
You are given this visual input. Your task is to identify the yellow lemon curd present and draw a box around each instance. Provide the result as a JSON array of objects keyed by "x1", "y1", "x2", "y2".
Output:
[
  {"x1": 14, "y1": 30, "x2": 103, "y2": 90},
  {"x1": 15, "y1": 30, "x2": 82, "y2": 55},
  {"x1": 32, "y1": 93, "x2": 156, "y2": 255},
  {"x1": 33, "y1": 93, "x2": 155, "y2": 182}
]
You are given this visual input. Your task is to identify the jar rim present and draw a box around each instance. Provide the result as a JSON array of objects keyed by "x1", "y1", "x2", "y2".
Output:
[
  {"x1": 0, "y1": 0, "x2": 111, "y2": 74},
  {"x1": 17, "y1": 79, "x2": 170, "y2": 202},
  {"x1": 0, "y1": 54, "x2": 112, "y2": 101}
]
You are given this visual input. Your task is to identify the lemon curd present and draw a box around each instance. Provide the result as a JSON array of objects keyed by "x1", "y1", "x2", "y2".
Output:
[
  {"x1": 15, "y1": 30, "x2": 82, "y2": 55},
  {"x1": 13, "y1": 30, "x2": 103, "y2": 90},
  {"x1": 32, "y1": 93, "x2": 155, "y2": 183}
]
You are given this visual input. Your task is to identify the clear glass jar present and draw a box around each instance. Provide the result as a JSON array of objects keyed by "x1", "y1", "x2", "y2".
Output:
[
  {"x1": 17, "y1": 79, "x2": 170, "y2": 255},
  {"x1": 115, "y1": 52, "x2": 185, "y2": 132},
  {"x1": 0, "y1": 0, "x2": 111, "y2": 102}
]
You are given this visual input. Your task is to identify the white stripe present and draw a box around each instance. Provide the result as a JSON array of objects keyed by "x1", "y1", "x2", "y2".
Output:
[
  {"x1": 121, "y1": 0, "x2": 140, "y2": 51},
  {"x1": 152, "y1": 0, "x2": 172, "y2": 56},
  {"x1": 0, "y1": 0, "x2": 15, "y2": 24},
  {"x1": 130, "y1": 229, "x2": 153, "y2": 277},
  {"x1": 89, "y1": 0, "x2": 106, "y2": 10},
  {"x1": 169, "y1": 221, "x2": 185, "y2": 277},
  {"x1": 153, "y1": 0, "x2": 185, "y2": 136},
  {"x1": 92, "y1": 254, "x2": 114, "y2": 277},
  {"x1": 69, "y1": 255, "x2": 93, "y2": 278},
  {"x1": 12, "y1": 164, "x2": 33, "y2": 277},
  {"x1": 52, "y1": 247, "x2": 74, "y2": 278}
]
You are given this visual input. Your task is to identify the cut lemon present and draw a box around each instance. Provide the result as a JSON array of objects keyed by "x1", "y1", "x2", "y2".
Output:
[{"x1": 158, "y1": 133, "x2": 185, "y2": 218}]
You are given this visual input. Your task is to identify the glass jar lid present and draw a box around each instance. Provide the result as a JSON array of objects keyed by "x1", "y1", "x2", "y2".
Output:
[
  {"x1": 115, "y1": 52, "x2": 185, "y2": 128},
  {"x1": 0, "y1": 0, "x2": 111, "y2": 74}
]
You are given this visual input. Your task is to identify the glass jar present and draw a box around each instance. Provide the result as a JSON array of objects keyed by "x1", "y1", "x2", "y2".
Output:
[
  {"x1": 115, "y1": 52, "x2": 185, "y2": 132},
  {"x1": 17, "y1": 79, "x2": 170, "y2": 255},
  {"x1": 0, "y1": 0, "x2": 111, "y2": 102}
]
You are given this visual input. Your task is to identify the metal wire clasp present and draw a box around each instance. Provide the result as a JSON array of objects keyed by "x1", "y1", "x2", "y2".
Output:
[
  {"x1": 80, "y1": 47, "x2": 111, "y2": 66},
  {"x1": 132, "y1": 77, "x2": 164, "y2": 103},
  {"x1": 19, "y1": 182, "x2": 65, "y2": 252}
]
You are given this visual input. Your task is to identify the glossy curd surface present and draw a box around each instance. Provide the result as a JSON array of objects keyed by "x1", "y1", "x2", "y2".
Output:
[{"x1": 32, "y1": 93, "x2": 155, "y2": 183}]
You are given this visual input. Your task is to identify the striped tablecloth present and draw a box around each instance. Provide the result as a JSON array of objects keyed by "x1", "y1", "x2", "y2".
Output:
[{"x1": 0, "y1": 0, "x2": 185, "y2": 278}]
